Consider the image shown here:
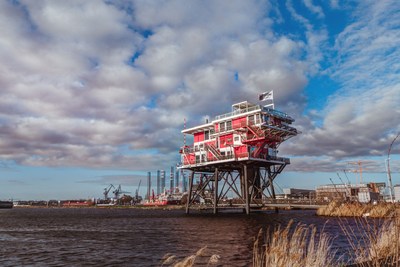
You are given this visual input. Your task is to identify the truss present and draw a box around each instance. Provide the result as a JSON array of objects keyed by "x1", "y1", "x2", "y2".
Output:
[{"x1": 184, "y1": 161, "x2": 287, "y2": 214}]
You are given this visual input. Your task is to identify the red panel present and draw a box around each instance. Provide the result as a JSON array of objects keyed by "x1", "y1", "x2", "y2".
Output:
[
  {"x1": 234, "y1": 145, "x2": 248, "y2": 158},
  {"x1": 232, "y1": 117, "x2": 246, "y2": 129},
  {"x1": 220, "y1": 134, "x2": 233, "y2": 148},
  {"x1": 184, "y1": 154, "x2": 195, "y2": 164},
  {"x1": 194, "y1": 132, "x2": 204, "y2": 142}
]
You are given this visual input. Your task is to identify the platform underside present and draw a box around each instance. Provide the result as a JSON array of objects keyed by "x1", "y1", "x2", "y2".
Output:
[
  {"x1": 181, "y1": 159, "x2": 288, "y2": 214},
  {"x1": 179, "y1": 156, "x2": 289, "y2": 173}
]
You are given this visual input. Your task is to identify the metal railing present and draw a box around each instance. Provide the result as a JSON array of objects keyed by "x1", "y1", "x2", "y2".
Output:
[
  {"x1": 215, "y1": 105, "x2": 262, "y2": 120},
  {"x1": 214, "y1": 105, "x2": 294, "y2": 122}
]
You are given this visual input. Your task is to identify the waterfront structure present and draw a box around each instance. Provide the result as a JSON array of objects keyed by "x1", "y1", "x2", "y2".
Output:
[{"x1": 179, "y1": 99, "x2": 299, "y2": 214}]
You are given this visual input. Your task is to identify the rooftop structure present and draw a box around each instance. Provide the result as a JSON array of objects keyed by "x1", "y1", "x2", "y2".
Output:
[{"x1": 179, "y1": 99, "x2": 299, "y2": 214}]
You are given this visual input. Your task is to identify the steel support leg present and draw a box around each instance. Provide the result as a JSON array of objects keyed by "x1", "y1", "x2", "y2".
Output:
[
  {"x1": 269, "y1": 169, "x2": 278, "y2": 214},
  {"x1": 244, "y1": 164, "x2": 250, "y2": 215},
  {"x1": 186, "y1": 171, "x2": 194, "y2": 214},
  {"x1": 213, "y1": 168, "x2": 218, "y2": 214}
]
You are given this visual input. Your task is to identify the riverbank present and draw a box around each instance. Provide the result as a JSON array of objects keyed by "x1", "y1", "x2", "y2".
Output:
[
  {"x1": 13, "y1": 204, "x2": 186, "y2": 210},
  {"x1": 316, "y1": 201, "x2": 396, "y2": 218}
]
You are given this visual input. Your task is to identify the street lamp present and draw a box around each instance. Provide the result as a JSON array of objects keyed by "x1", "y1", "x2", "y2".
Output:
[{"x1": 387, "y1": 133, "x2": 400, "y2": 203}]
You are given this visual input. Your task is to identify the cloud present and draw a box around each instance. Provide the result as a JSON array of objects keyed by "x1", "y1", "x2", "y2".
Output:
[
  {"x1": 78, "y1": 174, "x2": 143, "y2": 186},
  {"x1": 4, "y1": 0, "x2": 396, "y2": 176},
  {"x1": 0, "y1": 0, "x2": 315, "y2": 171},
  {"x1": 303, "y1": 0, "x2": 325, "y2": 19},
  {"x1": 282, "y1": 0, "x2": 400, "y2": 172}
]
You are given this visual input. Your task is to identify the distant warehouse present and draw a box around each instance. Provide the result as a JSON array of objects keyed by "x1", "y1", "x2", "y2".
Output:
[
  {"x1": 283, "y1": 188, "x2": 315, "y2": 199},
  {"x1": 316, "y1": 182, "x2": 385, "y2": 203}
]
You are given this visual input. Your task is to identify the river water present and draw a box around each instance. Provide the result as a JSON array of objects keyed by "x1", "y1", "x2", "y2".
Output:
[{"x1": 0, "y1": 207, "x2": 365, "y2": 266}]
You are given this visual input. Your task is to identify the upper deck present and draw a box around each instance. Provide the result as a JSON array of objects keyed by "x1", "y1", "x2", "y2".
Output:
[
  {"x1": 179, "y1": 100, "x2": 298, "y2": 169},
  {"x1": 215, "y1": 101, "x2": 294, "y2": 122},
  {"x1": 183, "y1": 101, "x2": 295, "y2": 135}
]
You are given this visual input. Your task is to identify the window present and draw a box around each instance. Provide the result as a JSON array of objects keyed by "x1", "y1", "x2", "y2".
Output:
[
  {"x1": 204, "y1": 130, "x2": 210, "y2": 140},
  {"x1": 234, "y1": 136, "x2": 239, "y2": 142},
  {"x1": 219, "y1": 122, "x2": 225, "y2": 132},
  {"x1": 255, "y1": 114, "x2": 260, "y2": 124},
  {"x1": 226, "y1": 120, "x2": 232, "y2": 131},
  {"x1": 248, "y1": 115, "x2": 255, "y2": 125}
]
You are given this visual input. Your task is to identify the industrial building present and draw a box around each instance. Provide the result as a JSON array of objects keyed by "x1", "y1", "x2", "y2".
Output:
[
  {"x1": 316, "y1": 182, "x2": 385, "y2": 203},
  {"x1": 283, "y1": 188, "x2": 315, "y2": 199}
]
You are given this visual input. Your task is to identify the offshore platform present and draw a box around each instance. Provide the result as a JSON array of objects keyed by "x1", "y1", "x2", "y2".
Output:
[{"x1": 179, "y1": 92, "x2": 299, "y2": 214}]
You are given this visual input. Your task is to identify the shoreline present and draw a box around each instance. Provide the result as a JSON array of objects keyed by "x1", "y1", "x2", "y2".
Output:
[{"x1": 316, "y1": 201, "x2": 397, "y2": 218}]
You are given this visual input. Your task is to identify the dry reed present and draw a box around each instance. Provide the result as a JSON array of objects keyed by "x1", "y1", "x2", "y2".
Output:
[
  {"x1": 164, "y1": 206, "x2": 400, "y2": 266},
  {"x1": 341, "y1": 213, "x2": 400, "y2": 266},
  {"x1": 317, "y1": 201, "x2": 396, "y2": 218},
  {"x1": 161, "y1": 246, "x2": 220, "y2": 267},
  {"x1": 253, "y1": 220, "x2": 336, "y2": 267}
]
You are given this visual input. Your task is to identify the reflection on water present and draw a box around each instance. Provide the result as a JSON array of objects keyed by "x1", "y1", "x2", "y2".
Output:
[{"x1": 0, "y1": 208, "x2": 369, "y2": 266}]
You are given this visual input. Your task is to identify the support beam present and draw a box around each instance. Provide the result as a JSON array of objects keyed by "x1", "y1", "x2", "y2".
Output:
[
  {"x1": 213, "y1": 168, "x2": 218, "y2": 214},
  {"x1": 268, "y1": 167, "x2": 278, "y2": 214},
  {"x1": 186, "y1": 171, "x2": 194, "y2": 214},
  {"x1": 244, "y1": 164, "x2": 250, "y2": 215}
]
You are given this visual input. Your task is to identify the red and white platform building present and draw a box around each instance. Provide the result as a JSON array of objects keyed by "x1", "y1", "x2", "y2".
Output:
[{"x1": 179, "y1": 93, "x2": 299, "y2": 214}]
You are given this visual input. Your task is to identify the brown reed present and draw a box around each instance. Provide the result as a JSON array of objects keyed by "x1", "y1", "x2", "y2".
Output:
[
  {"x1": 161, "y1": 246, "x2": 220, "y2": 267},
  {"x1": 253, "y1": 220, "x2": 336, "y2": 267},
  {"x1": 317, "y1": 201, "x2": 396, "y2": 218}
]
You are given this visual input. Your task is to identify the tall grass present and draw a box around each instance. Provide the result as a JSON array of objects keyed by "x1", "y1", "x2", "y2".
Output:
[
  {"x1": 317, "y1": 201, "x2": 396, "y2": 218},
  {"x1": 253, "y1": 220, "x2": 337, "y2": 267},
  {"x1": 161, "y1": 246, "x2": 220, "y2": 267},
  {"x1": 164, "y1": 206, "x2": 400, "y2": 266},
  {"x1": 340, "y1": 212, "x2": 400, "y2": 266}
]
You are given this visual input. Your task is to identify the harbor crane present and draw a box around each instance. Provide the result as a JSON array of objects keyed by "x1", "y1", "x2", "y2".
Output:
[
  {"x1": 113, "y1": 184, "x2": 130, "y2": 200},
  {"x1": 103, "y1": 184, "x2": 115, "y2": 200},
  {"x1": 347, "y1": 161, "x2": 367, "y2": 184},
  {"x1": 134, "y1": 180, "x2": 142, "y2": 204}
]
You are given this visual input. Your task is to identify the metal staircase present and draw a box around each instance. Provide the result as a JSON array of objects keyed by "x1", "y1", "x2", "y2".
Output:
[{"x1": 205, "y1": 143, "x2": 223, "y2": 160}]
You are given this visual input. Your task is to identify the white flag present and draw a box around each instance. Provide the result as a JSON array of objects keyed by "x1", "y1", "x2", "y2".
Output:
[{"x1": 259, "y1": 91, "x2": 273, "y2": 101}]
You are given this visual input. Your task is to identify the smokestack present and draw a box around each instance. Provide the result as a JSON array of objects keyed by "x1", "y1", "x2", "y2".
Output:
[
  {"x1": 161, "y1": 170, "x2": 165, "y2": 193},
  {"x1": 170, "y1": 166, "x2": 174, "y2": 193},
  {"x1": 157, "y1": 170, "x2": 161, "y2": 195},
  {"x1": 175, "y1": 167, "x2": 180, "y2": 192},
  {"x1": 147, "y1": 172, "x2": 151, "y2": 200}
]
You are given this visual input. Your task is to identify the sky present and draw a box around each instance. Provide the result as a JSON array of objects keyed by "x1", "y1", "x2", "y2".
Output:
[{"x1": 0, "y1": 0, "x2": 399, "y2": 200}]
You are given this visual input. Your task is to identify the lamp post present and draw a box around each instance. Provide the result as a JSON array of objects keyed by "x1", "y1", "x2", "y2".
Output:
[{"x1": 387, "y1": 133, "x2": 400, "y2": 203}]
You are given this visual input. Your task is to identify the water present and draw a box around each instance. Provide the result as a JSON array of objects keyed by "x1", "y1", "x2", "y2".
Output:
[{"x1": 0, "y1": 208, "x2": 361, "y2": 266}]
